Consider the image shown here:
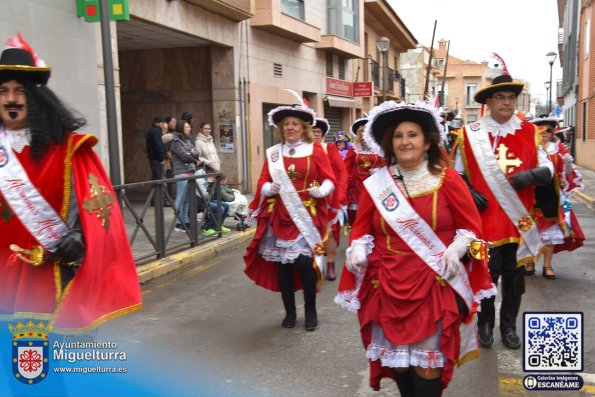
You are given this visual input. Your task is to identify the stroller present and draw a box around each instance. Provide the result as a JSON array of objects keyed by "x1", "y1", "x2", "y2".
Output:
[{"x1": 195, "y1": 169, "x2": 249, "y2": 231}]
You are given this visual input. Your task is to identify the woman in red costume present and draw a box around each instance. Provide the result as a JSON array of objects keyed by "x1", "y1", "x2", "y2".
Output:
[
  {"x1": 336, "y1": 100, "x2": 495, "y2": 396},
  {"x1": 344, "y1": 117, "x2": 385, "y2": 225},
  {"x1": 312, "y1": 117, "x2": 347, "y2": 281},
  {"x1": 244, "y1": 97, "x2": 336, "y2": 331},
  {"x1": 526, "y1": 116, "x2": 585, "y2": 279}
]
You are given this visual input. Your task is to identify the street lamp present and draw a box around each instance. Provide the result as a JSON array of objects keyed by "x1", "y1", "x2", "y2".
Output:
[
  {"x1": 376, "y1": 36, "x2": 390, "y2": 103},
  {"x1": 546, "y1": 51, "x2": 557, "y2": 114},
  {"x1": 544, "y1": 81, "x2": 551, "y2": 114}
]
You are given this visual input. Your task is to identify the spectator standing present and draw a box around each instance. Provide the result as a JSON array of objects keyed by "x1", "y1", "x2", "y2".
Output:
[
  {"x1": 171, "y1": 120, "x2": 200, "y2": 231},
  {"x1": 146, "y1": 115, "x2": 167, "y2": 206},
  {"x1": 163, "y1": 115, "x2": 177, "y2": 203},
  {"x1": 195, "y1": 121, "x2": 221, "y2": 172}
]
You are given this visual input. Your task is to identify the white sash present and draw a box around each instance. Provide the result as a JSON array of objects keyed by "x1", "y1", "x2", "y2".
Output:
[
  {"x1": 364, "y1": 167, "x2": 474, "y2": 309},
  {"x1": 266, "y1": 144, "x2": 325, "y2": 274},
  {"x1": 364, "y1": 167, "x2": 478, "y2": 360},
  {"x1": 466, "y1": 122, "x2": 543, "y2": 260},
  {"x1": 0, "y1": 129, "x2": 68, "y2": 251}
]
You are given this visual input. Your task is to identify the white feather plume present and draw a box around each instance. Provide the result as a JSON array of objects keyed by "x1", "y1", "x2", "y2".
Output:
[{"x1": 284, "y1": 89, "x2": 305, "y2": 106}]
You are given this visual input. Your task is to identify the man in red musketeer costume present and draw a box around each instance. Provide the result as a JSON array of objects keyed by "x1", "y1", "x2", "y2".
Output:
[
  {"x1": 451, "y1": 73, "x2": 553, "y2": 350},
  {"x1": 0, "y1": 34, "x2": 142, "y2": 335}
]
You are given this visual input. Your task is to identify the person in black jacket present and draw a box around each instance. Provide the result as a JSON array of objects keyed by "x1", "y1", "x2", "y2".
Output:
[{"x1": 146, "y1": 115, "x2": 167, "y2": 183}]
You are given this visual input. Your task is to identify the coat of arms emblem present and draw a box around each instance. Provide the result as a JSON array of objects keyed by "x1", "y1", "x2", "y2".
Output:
[
  {"x1": 9, "y1": 321, "x2": 51, "y2": 385},
  {"x1": 382, "y1": 192, "x2": 399, "y2": 212}
]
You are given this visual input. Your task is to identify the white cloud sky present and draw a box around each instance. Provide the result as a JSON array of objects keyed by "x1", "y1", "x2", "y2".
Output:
[{"x1": 388, "y1": 0, "x2": 562, "y2": 106}]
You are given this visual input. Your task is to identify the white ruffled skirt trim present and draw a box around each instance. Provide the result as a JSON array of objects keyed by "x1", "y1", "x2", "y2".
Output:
[{"x1": 258, "y1": 224, "x2": 311, "y2": 264}]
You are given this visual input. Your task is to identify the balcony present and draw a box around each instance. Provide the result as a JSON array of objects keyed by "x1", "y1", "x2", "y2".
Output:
[
  {"x1": 186, "y1": 0, "x2": 253, "y2": 21},
  {"x1": 251, "y1": 0, "x2": 321, "y2": 43},
  {"x1": 316, "y1": 35, "x2": 364, "y2": 59}
]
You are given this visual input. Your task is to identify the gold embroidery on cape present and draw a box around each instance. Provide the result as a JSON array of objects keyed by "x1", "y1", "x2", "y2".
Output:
[
  {"x1": 82, "y1": 173, "x2": 114, "y2": 231},
  {"x1": 495, "y1": 143, "x2": 523, "y2": 174},
  {"x1": 360, "y1": 157, "x2": 372, "y2": 169}
]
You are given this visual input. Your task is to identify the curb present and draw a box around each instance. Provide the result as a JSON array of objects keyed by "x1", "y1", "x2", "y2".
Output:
[
  {"x1": 572, "y1": 190, "x2": 595, "y2": 209},
  {"x1": 136, "y1": 228, "x2": 256, "y2": 283}
]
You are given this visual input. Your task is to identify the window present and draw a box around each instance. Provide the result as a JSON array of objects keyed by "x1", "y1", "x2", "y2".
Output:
[
  {"x1": 326, "y1": 53, "x2": 334, "y2": 77},
  {"x1": 338, "y1": 56, "x2": 345, "y2": 80},
  {"x1": 282, "y1": 0, "x2": 305, "y2": 21},
  {"x1": 466, "y1": 84, "x2": 478, "y2": 106},
  {"x1": 371, "y1": 59, "x2": 379, "y2": 88},
  {"x1": 327, "y1": 0, "x2": 359, "y2": 43}
]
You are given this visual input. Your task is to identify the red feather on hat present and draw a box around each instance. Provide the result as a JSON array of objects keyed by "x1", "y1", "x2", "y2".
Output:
[
  {"x1": 6, "y1": 33, "x2": 45, "y2": 67},
  {"x1": 490, "y1": 52, "x2": 509, "y2": 75}
]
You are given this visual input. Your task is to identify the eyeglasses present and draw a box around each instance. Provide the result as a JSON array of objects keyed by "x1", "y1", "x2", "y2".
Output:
[{"x1": 491, "y1": 94, "x2": 517, "y2": 102}]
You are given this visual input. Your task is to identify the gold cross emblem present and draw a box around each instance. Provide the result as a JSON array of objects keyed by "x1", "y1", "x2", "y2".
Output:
[
  {"x1": 82, "y1": 173, "x2": 114, "y2": 231},
  {"x1": 360, "y1": 157, "x2": 372, "y2": 169},
  {"x1": 495, "y1": 143, "x2": 523, "y2": 174},
  {"x1": 286, "y1": 164, "x2": 301, "y2": 180}
]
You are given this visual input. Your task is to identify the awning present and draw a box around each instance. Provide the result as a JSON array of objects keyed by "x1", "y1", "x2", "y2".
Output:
[{"x1": 325, "y1": 95, "x2": 356, "y2": 108}]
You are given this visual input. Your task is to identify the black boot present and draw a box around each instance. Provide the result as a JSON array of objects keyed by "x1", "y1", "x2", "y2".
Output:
[
  {"x1": 477, "y1": 296, "x2": 495, "y2": 348},
  {"x1": 296, "y1": 255, "x2": 318, "y2": 331},
  {"x1": 278, "y1": 264, "x2": 296, "y2": 328},
  {"x1": 500, "y1": 276, "x2": 524, "y2": 349},
  {"x1": 281, "y1": 292, "x2": 296, "y2": 328},
  {"x1": 392, "y1": 369, "x2": 415, "y2": 397},
  {"x1": 413, "y1": 372, "x2": 442, "y2": 397}
]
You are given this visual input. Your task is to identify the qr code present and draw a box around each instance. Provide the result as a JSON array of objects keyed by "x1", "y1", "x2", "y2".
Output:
[{"x1": 523, "y1": 312, "x2": 583, "y2": 372}]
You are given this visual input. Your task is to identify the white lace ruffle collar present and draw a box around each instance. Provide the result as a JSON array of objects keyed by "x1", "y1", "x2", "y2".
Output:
[
  {"x1": 482, "y1": 115, "x2": 522, "y2": 138},
  {"x1": 390, "y1": 160, "x2": 441, "y2": 195},
  {"x1": 8, "y1": 128, "x2": 31, "y2": 153}
]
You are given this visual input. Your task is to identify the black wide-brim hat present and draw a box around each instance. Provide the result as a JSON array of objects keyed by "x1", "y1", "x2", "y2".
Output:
[
  {"x1": 530, "y1": 115, "x2": 559, "y2": 129},
  {"x1": 350, "y1": 117, "x2": 368, "y2": 135},
  {"x1": 0, "y1": 48, "x2": 51, "y2": 85},
  {"x1": 363, "y1": 101, "x2": 443, "y2": 158},
  {"x1": 268, "y1": 104, "x2": 316, "y2": 127},
  {"x1": 474, "y1": 74, "x2": 524, "y2": 104},
  {"x1": 314, "y1": 117, "x2": 330, "y2": 134}
]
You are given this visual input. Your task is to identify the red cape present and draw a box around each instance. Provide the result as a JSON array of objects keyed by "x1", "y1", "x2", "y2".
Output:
[{"x1": 0, "y1": 133, "x2": 141, "y2": 333}]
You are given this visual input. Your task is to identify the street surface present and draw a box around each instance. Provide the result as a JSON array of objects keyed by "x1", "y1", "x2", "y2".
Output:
[{"x1": 102, "y1": 197, "x2": 595, "y2": 397}]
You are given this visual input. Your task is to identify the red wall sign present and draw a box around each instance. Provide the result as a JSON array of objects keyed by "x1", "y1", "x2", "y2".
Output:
[
  {"x1": 353, "y1": 81, "x2": 373, "y2": 97},
  {"x1": 326, "y1": 77, "x2": 353, "y2": 97}
]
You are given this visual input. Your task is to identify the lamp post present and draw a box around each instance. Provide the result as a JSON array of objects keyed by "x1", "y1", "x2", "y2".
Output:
[
  {"x1": 546, "y1": 51, "x2": 557, "y2": 114},
  {"x1": 544, "y1": 81, "x2": 551, "y2": 114},
  {"x1": 376, "y1": 36, "x2": 390, "y2": 103}
]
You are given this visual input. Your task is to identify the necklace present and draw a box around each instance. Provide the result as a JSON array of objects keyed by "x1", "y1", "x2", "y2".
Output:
[{"x1": 286, "y1": 140, "x2": 304, "y2": 156}]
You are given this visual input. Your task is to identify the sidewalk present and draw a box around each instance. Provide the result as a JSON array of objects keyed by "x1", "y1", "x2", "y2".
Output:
[
  {"x1": 572, "y1": 165, "x2": 595, "y2": 209},
  {"x1": 126, "y1": 193, "x2": 256, "y2": 284}
]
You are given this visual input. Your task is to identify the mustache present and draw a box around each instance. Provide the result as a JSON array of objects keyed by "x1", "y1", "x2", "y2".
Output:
[{"x1": 3, "y1": 104, "x2": 24, "y2": 110}]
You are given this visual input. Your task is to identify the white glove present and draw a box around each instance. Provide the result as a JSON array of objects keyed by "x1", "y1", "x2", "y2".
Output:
[
  {"x1": 262, "y1": 182, "x2": 281, "y2": 197},
  {"x1": 345, "y1": 240, "x2": 368, "y2": 274},
  {"x1": 440, "y1": 234, "x2": 473, "y2": 279},
  {"x1": 308, "y1": 179, "x2": 334, "y2": 198}
]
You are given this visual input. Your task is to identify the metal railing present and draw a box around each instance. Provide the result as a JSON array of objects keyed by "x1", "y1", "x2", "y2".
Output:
[{"x1": 113, "y1": 172, "x2": 223, "y2": 264}]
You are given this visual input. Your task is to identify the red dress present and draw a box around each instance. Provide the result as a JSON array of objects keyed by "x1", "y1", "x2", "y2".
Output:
[
  {"x1": 322, "y1": 142, "x2": 348, "y2": 243},
  {"x1": 344, "y1": 145, "x2": 385, "y2": 223},
  {"x1": 337, "y1": 168, "x2": 494, "y2": 390},
  {"x1": 0, "y1": 133, "x2": 142, "y2": 332},
  {"x1": 244, "y1": 142, "x2": 337, "y2": 291},
  {"x1": 533, "y1": 141, "x2": 584, "y2": 253}
]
